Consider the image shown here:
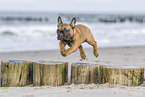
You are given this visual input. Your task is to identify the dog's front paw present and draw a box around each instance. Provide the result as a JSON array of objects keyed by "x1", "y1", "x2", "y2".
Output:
[{"x1": 61, "y1": 51, "x2": 67, "y2": 57}]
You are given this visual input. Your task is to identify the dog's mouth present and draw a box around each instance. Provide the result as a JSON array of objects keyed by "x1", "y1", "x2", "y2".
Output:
[{"x1": 57, "y1": 29, "x2": 72, "y2": 41}]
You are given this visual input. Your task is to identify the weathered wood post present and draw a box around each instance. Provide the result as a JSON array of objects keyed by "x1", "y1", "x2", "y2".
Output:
[
  {"x1": 71, "y1": 62, "x2": 100, "y2": 84},
  {"x1": 33, "y1": 61, "x2": 68, "y2": 86},
  {"x1": 100, "y1": 65, "x2": 144, "y2": 86},
  {"x1": 1, "y1": 60, "x2": 33, "y2": 87}
]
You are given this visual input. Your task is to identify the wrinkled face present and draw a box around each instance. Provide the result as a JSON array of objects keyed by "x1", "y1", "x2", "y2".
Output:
[
  {"x1": 57, "y1": 23, "x2": 73, "y2": 41},
  {"x1": 56, "y1": 16, "x2": 76, "y2": 42}
]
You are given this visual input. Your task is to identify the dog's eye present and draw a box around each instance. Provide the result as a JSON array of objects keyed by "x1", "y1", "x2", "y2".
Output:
[
  {"x1": 57, "y1": 24, "x2": 61, "y2": 27},
  {"x1": 65, "y1": 29, "x2": 70, "y2": 32},
  {"x1": 64, "y1": 28, "x2": 70, "y2": 32},
  {"x1": 67, "y1": 30, "x2": 70, "y2": 32}
]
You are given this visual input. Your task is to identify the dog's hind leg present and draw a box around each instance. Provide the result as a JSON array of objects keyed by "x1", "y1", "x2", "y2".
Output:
[
  {"x1": 86, "y1": 35, "x2": 99, "y2": 57},
  {"x1": 79, "y1": 45, "x2": 86, "y2": 59}
]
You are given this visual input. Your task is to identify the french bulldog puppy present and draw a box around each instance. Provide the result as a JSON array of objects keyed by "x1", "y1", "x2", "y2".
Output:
[{"x1": 57, "y1": 16, "x2": 98, "y2": 59}]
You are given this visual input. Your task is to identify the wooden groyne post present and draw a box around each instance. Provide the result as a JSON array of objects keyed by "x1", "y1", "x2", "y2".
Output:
[
  {"x1": 1, "y1": 60, "x2": 144, "y2": 87},
  {"x1": 33, "y1": 61, "x2": 68, "y2": 86},
  {"x1": 1, "y1": 60, "x2": 33, "y2": 87},
  {"x1": 100, "y1": 65, "x2": 144, "y2": 86},
  {"x1": 71, "y1": 63, "x2": 144, "y2": 86},
  {"x1": 71, "y1": 63, "x2": 101, "y2": 84}
]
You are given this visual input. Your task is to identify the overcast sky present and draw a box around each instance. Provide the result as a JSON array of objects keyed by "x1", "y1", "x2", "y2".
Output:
[{"x1": 0, "y1": 0, "x2": 145, "y2": 13}]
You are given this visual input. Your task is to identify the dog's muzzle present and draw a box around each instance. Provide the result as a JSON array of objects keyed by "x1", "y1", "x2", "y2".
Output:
[
  {"x1": 57, "y1": 29, "x2": 73, "y2": 46},
  {"x1": 57, "y1": 29, "x2": 71, "y2": 40}
]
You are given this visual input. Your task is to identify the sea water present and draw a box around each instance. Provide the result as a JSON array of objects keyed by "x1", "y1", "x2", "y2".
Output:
[{"x1": 0, "y1": 12, "x2": 145, "y2": 52}]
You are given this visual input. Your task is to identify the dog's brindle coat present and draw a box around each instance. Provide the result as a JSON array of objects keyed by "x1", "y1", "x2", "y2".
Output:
[{"x1": 57, "y1": 16, "x2": 98, "y2": 59}]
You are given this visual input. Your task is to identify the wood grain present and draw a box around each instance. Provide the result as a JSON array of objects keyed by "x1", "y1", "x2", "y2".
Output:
[
  {"x1": 1, "y1": 60, "x2": 33, "y2": 87},
  {"x1": 33, "y1": 61, "x2": 68, "y2": 86}
]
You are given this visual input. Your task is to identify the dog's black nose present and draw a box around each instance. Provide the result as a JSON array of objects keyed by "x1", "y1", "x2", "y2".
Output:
[{"x1": 57, "y1": 29, "x2": 59, "y2": 34}]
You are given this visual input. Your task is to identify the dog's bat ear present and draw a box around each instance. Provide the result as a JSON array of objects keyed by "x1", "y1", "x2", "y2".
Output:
[
  {"x1": 70, "y1": 17, "x2": 76, "y2": 29},
  {"x1": 58, "y1": 16, "x2": 63, "y2": 25}
]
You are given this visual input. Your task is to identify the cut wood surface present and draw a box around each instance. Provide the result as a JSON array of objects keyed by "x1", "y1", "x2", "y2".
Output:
[
  {"x1": 33, "y1": 61, "x2": 68, "y2": 86},
  {"x1": 71, "y1": 63, "x2": 100, "y2": 84},
  {"x1": 71, "y1": 63, "x2": 144, "y2": 86},
  {"x1": 1, "y1": 60, "x2": 33, "y2": 87},
  {"x1": 100, "y1": 65, "x2": 144, "y2": 86}
]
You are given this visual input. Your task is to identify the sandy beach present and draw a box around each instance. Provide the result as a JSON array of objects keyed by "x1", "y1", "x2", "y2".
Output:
[{"x1": 0, "y1": 46, "x2": 145, "y2": 97}]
